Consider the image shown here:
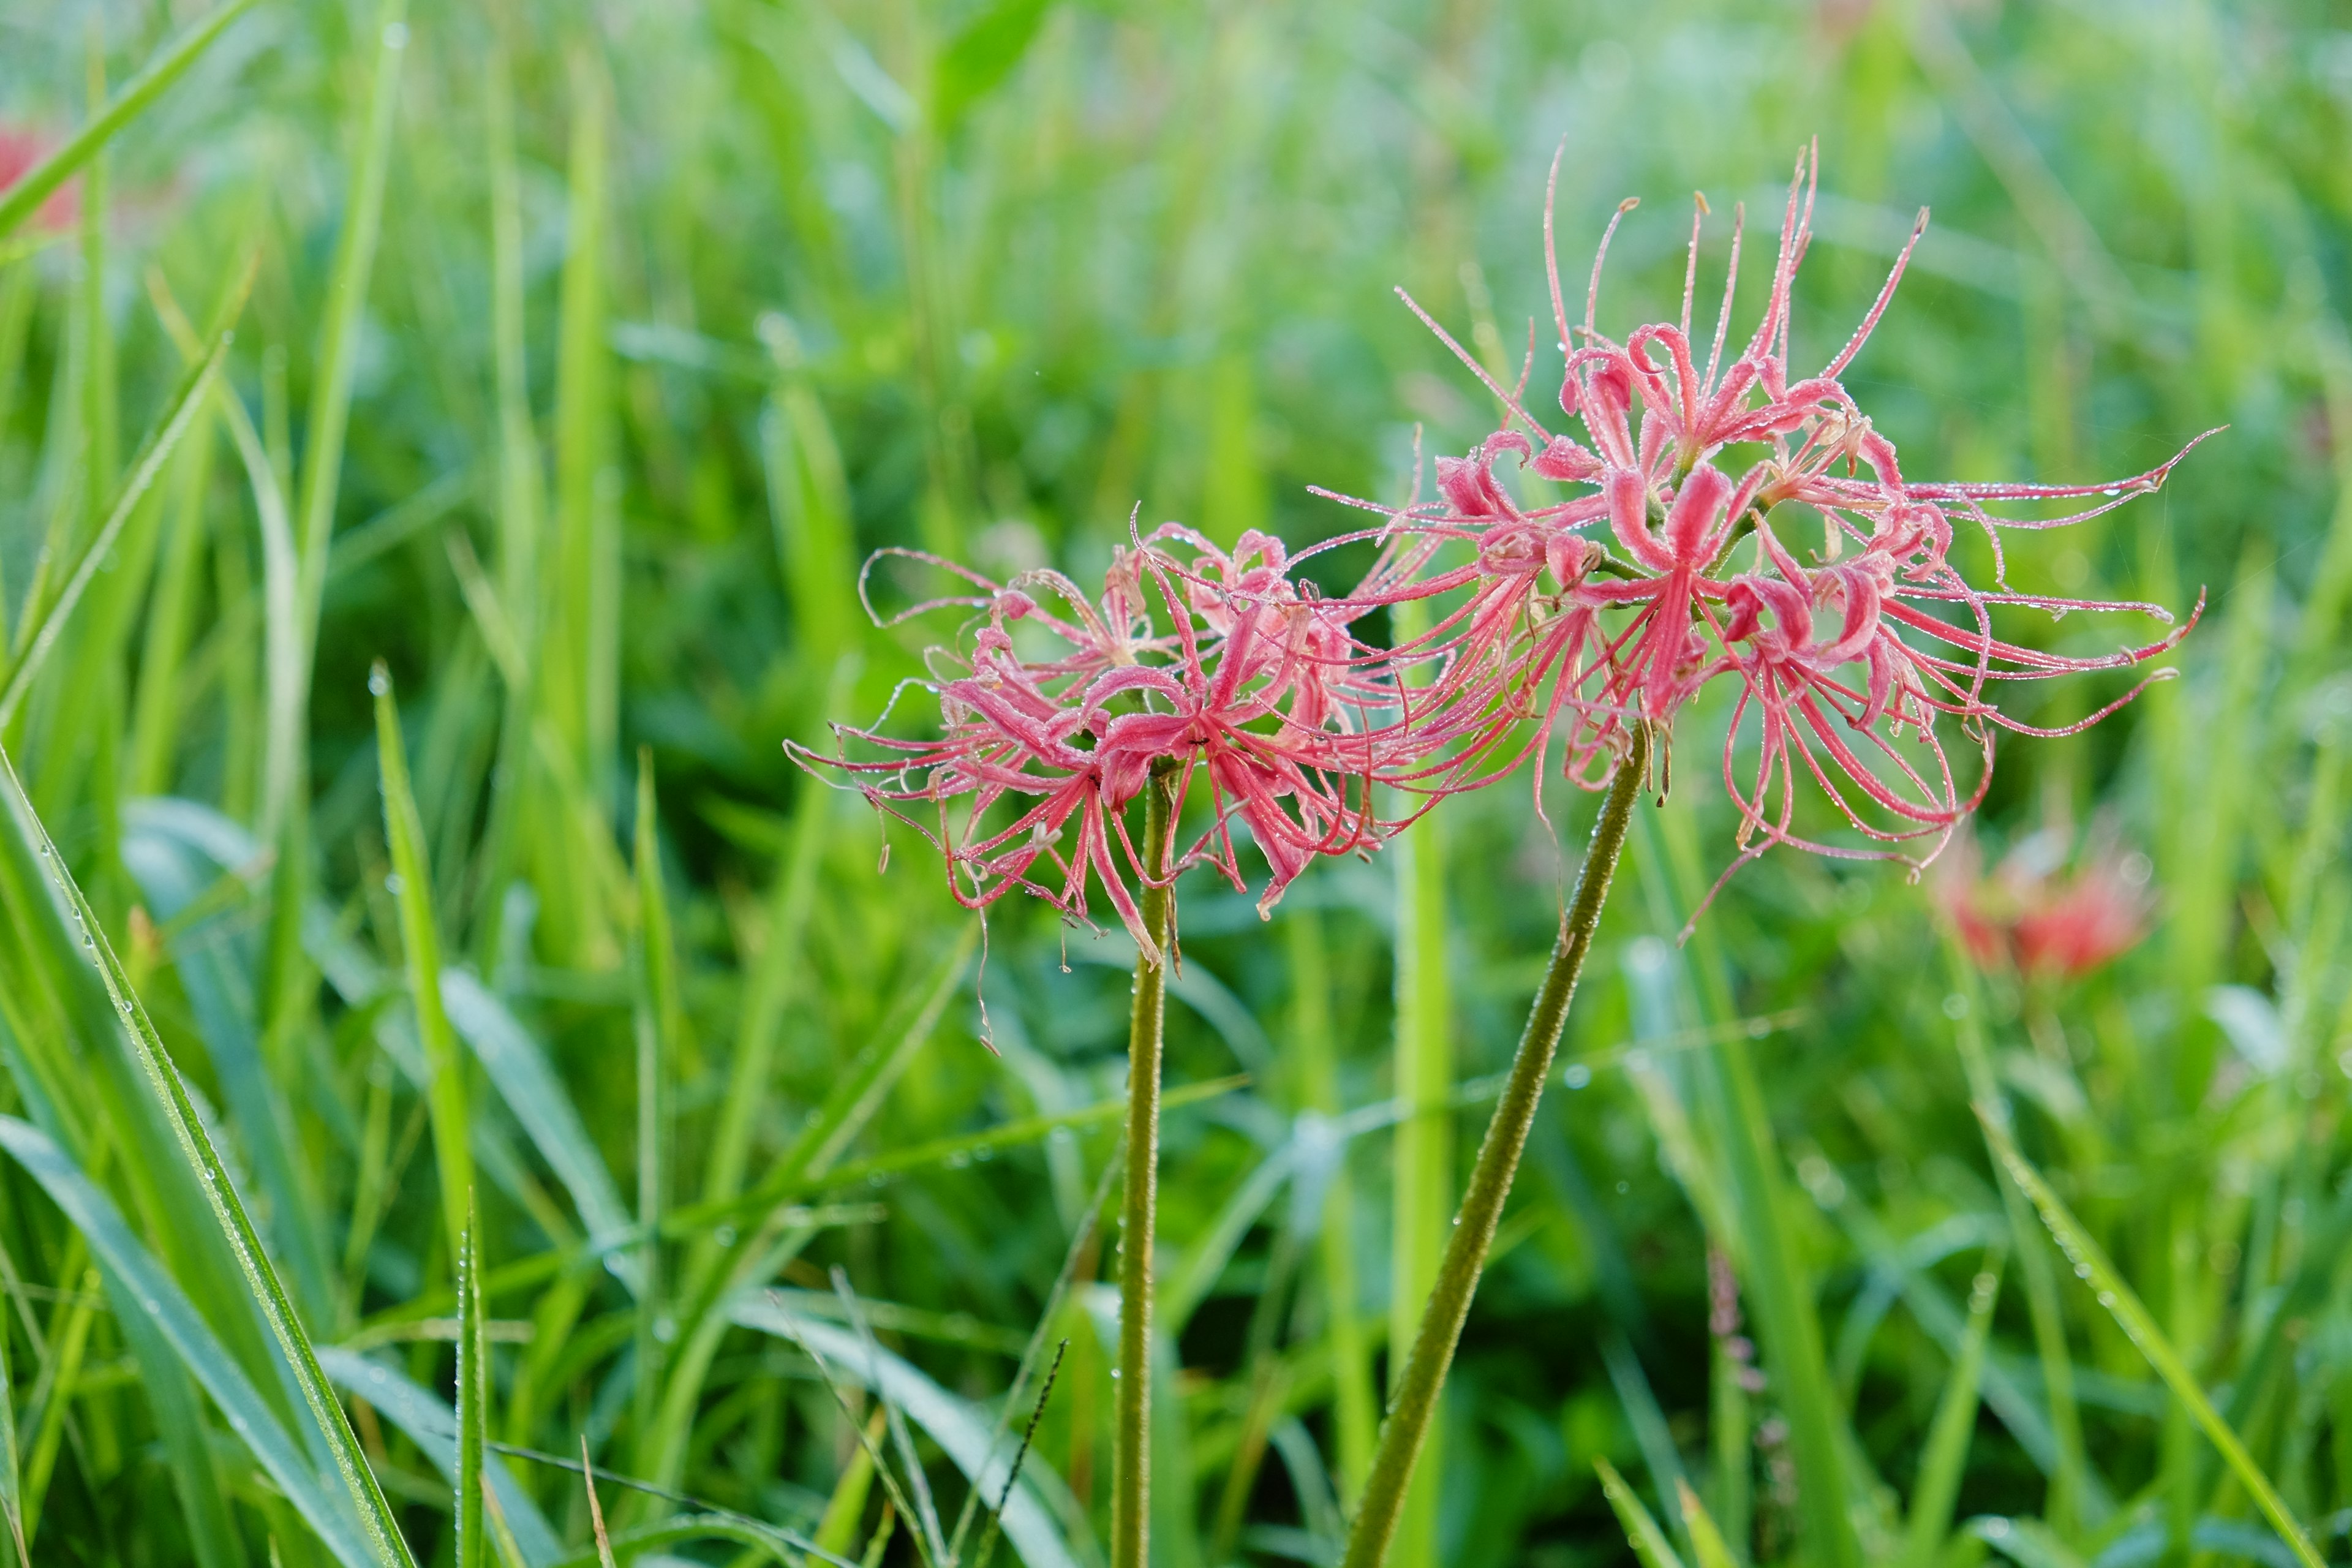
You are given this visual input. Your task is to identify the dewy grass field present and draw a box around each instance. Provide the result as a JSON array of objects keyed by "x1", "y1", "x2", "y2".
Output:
[{"x1": 0, "y1": 2, "x2": 2348, "y2": 1566}]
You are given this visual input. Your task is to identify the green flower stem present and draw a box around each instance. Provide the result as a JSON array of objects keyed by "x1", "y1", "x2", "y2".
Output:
[
  {"x1": 1342, "y1": 723, "x2": 1649, "y2": 1568},
  {"x1": 1112, "y1": 761, "x2": 1178, "y2": 1568}
]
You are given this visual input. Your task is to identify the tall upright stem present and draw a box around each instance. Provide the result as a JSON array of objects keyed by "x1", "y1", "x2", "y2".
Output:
[
  {"x1": 1112, "y1": 763, "x2": 1177, "y2": 1568},
  {"x1": 1341, "y1": 725, "x2": 1649, "y2": 1568}
]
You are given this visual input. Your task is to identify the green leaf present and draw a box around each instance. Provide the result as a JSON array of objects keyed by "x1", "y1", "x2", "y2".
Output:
[
  {"x1": 0, "y1": 745, "x2": 417, "y2": 1567},
  {"x1": 313, "y1": 1348, "x2": 562, "y2": 1567},
  {"x1": 456, "y1": 1200, "x2": 487, "y2": 1568},
  {"x1": 0, "y1": 0, "x2": 257, "y2": 241},
  {"x1": 1593, "y1": 1457, "x2": 1686, "y2": 1568},
  {"x1": 1902, "y1": 1254, "x2": 2003, "y2": 1568},
  {"x1": 439, "y1": 971, "x2": 631, "y2": 1244},
  {"x1": 739, "y1": 1296, "x2": 1086, "y2": 1568},
  {"x1": 1675, "y1": 1480, "x2": 1738, "y2": 1568},
  {"x1": 0, "y1": 260, "x2": 247, "y2": 729},
  {"x1": 0, "y1": 1279, "x2": 23, "y2": 1568},
  {"x1": 1981, "y1": 1114, "x2": 2323, "y2": 1568},
  {"x1": 933, "y1": 0, "x2": 1054, "y2": 128},
  {"x1": 374, "y1": 661, "x2": 475, "y2": 1262},
  {"x1": 0, "y1": 1115, "x2": 381, "y2": 1567}
]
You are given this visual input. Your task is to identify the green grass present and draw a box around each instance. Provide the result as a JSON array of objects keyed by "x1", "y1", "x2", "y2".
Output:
[{"x1": 2, "y1": 2, "x2": 2351, "y2": 1566}]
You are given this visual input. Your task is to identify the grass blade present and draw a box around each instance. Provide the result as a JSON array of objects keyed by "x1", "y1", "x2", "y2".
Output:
[
  {"x1": 1675, "y1": 1480, "x2": 1738, "y2": 1568},
  {"x1": 0, "y1": 1116, "x2": 380, "y2": 1567},
  {"x1": 372, "y1": 662, "x2": 474, "y2": 1265},
  {"x1": 0, "y1": 268, "x2": 245, "y2": 730},
  {"x1": 458, "y1": 1198, "x2": 487, "y2": 1568},
  {"x1": 0, "y1": 0, "x2": 257, "y2": 241},
  {"x1": 0, "y1": 744, "x2": 416, "y2": 1566},
  {"x1": 1902, "y1": 1254, "x2": 2003, "y2": 1568},
  {"x1": 0, "y1": 1287, "x2": 21, "y2": 1568},
  {"x1": 313, "y1": 1348, "x2": 562, "y2": 1566},
  {"x1": 293, "y1": 0, "x2": 407, "y2": 655},
  {"x1": 1651, "y1": 799, "x2": 1860, "y2": 1568},
  {"x1": 551, "y1": 48, "x2": 614, "y2": 778},
  {"x1": 628, "y1": 751, "x2": 677, "y2": 1494},
  {"x1": 440, "y1": 971, "x2": 631, "y2": 1243},
  {"x1": 739, "y1": 1295, "x2": 1087, "y2": 1568},
  {"x1": 1594, "y1": 1457, "x2": 1687, "y2": 1568},
  {"x1": 1287, "y1": 904, "x2": 1375, "y2": 1507},
  {"x1": 1981, "y1": 1114, "x2": 2323, "y2": 1568}
]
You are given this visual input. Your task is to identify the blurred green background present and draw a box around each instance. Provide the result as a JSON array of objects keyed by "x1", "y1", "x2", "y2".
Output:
[{"x1": 1, "y1": 1, "x2": 2349, "y2": 1566}]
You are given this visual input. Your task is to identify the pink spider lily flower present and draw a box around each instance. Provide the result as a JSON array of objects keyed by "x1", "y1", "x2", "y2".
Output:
[
  {"x1": 1330, "y1": 145, "x2": 2207, "y2": 914},
  {"x1": 800, "y1": 526, "x2": 1445, "y2": 959}
]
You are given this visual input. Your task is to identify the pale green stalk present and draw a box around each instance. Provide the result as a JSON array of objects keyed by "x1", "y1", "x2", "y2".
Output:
[
  {"x1": 1385, "y1": 594, "x2": 1450, "y2": 1568},
  {"x1": 1341, "y1": 723, "x2": 1647, "y2": 1568}
]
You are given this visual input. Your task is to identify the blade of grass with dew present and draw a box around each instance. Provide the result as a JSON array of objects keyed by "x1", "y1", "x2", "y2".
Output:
[
  {"x1": 16, "y1": 1264, "x2": 92, "y2": 1551},
  {"x1": 0, "y1": 1117, "x2": 382, "y2": 1567},
  {"x1": 834, "y1": 1270, "x2": 949, "y2": 1567},
  {"x1": 0, "y1": 746, "x2": 418, "y2": 1564},
  {"x1": 791, "y1": 1327, "x2": 940, "y2": 1568},
  {"x1": 627, "y1": 750, "x2": 678, "y2": 1512},
  {"x1": 813, "y1": 1409, "x2": 888, "y2": 1561},
  {"x1": 119, "y1": 786, "x2": 335, "y2": 1325},
  {"x1": 373, "y1": 662, "x2": 475, "y2": 1264},
  {"x1": 1980, "y1": 1113, "x2": 2323, "y2": 1568},
  {"x1": 439, "y1": 971, "x2": 631, "y2": 1245},
  {"x1": 457, "y1": 1198, "x2": 486, "y2": 1568},
  {"x1": 1941, "y1": 937, "x2": 2092, "y2": 1534},
  {"x1": 1594, "y1": 1457, "x2": 1687, "y2": 1568},
  {"x1": 545, "y1": 1518, "x2": 802, "y2": 1568},
  {"x1": 550, "y1": 47, "x2": 612, "y2": 785},
  {"x1": 262, "y1": 0, "x2": 409, "y2": 1077},
  {"x1": 99, "y1": 1253, "x2": 242, "y2": 1568},
  {"x1": 1653, "y1": 794, "x2": 1861, "y2": 1568},
  {"x1": 0, "y1": 271, "x2": 244, "y2": 732},
  {"x1": 469, "y1": 42, "x2": 544, "y2": 975},
  {"x1": 0, "y1": 0, "x2": 257, "y2": 241},
  {"x1": 1901, "y1": 1252, "x2": 2003, "y2": 1568},
  {"x1": 124, "y1": 372, "x2": 217, "y2": 796},
  {"x1": 631, "y1": 930, "x2": 976, "y2": 1500},
  {"x1": 1600, "y1": 1327, "x2": 1695, "y2": 1564},
  {"x1": 1159, "y1": 1141, "x2": 1298, "y2": 1335},
  {"x1": 671, "y1": 1072, "x2": 1244, "y2": 1234},
  {"x1": 0, "y1": 1294, "x2": 21, "y2": 1568},
  {"x1": 1675, "y1": 1480, "x2": 1738, "y2": 1568},
  {"x1": 944, "y1": 1150, "x2": 1123, "y2": 1566},
  {"x1": 759, "y1": 323, "x2": 858, "y2": 665},
  {"x1": 739, "y1": 1297, "x2": 1087, "y2": 1568},
  {"x1": 311, "y1": 1348, "x2": 562, "y2": 1564}
]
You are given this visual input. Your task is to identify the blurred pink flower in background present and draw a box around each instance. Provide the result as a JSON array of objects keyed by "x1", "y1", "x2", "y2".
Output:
[
  {"x1": 1942, "y1": 829, "x2": 2155, "y2": 980},
  {"x1": 0, "y1": 127, "x2": 79, "y2": 233}
]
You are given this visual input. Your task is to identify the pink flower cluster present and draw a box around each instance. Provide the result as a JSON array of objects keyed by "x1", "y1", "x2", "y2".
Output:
[{"x1": 797, "y1": 147, "x2": 2206, "y2": 951}]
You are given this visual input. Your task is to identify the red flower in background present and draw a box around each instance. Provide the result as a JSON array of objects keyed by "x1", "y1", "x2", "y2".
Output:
[
  {"x1": 1943, "y1": 831, "x2": 2154, "y2": 980},
  {"x1": 0, "y1": 127, "x2": 79, "y2": 233}
]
